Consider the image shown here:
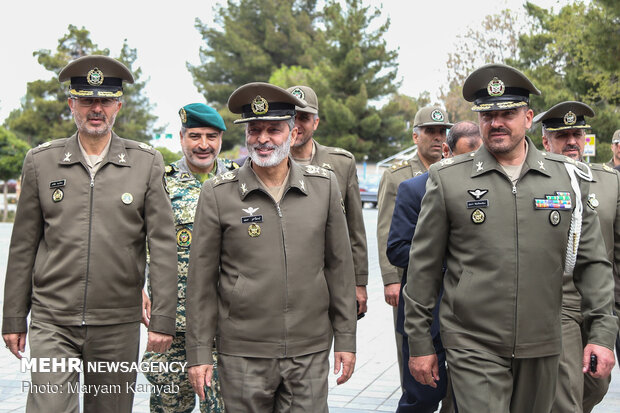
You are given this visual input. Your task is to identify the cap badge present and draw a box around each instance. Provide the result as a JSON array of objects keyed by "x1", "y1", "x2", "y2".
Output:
[
  {"x1": 291, "y1": 87, "x2": 305, "y2": 100},
  {"x1": 251, "y1": 95, "x2": 269, "y2": 115},
  {"x1": 431, "y1": 109, "x2": 444, "y2": 122},
  {"x1": 563, "y1": 111, "x2": 577, "y2": 126},
  {"x1": 487, "y1": 77, "x2": 505, "y2": 97},
  {"x1": 86, "y1": 68, "x2": 104, "y2": 86},
  {"x1": 179, "y1": 108, "x2": 187, "y2": 123}
]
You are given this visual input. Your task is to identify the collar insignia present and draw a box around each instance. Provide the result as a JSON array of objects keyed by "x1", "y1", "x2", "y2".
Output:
[
  {"x1": 63, "y1": 152, "x2": 72, "y2": 162},
  {"x1": 241, "y1": 183, "x2": 248, "y2": 194},
  {"x1": 538, "y1": 160, "x2": 545, "y2": 170},
  {"x1": 476, "y1": 161, "x2": 484, "y2": 172},
  {"x1": 118, "y1": 153, "x2": 126, "y2": 163}
]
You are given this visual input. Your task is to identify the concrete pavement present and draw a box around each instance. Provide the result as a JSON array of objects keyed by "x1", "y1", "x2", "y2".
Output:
[{"x1": 0, "y1": 210, "x2": 618, "y2": 412}]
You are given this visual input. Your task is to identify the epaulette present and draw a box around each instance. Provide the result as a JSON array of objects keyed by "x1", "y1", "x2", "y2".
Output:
[
  {"x1": 123, "y1": 139, "x2": 155, "y2": 154},
  {"x1": 436, "y1": 152, "x2": 473, "y2": 170},
  {"x1": 32, "y1": 139, "x2": 64, "y2": 153},
  {"x1": 390, "y1": 160, "x2": 409, "y2": 171},
  {"x1": 541, "y1": 151, "x2": 572, "y2": 164},
  {"x1": 303, "y1": 165, "x2": 330, "y2": 179},
  {"x1": 589, "y1": 162, "x2": 618, "y2": 175},
  {"x1": 222, "y1": 158, "x2": 240, "y2": 171},
  {"x1": 212, "y1": 169, "x2": 239, "y2": 187},
  {"x1": 165, "y1": 164, "x2": 178, "y2": 176},
  {"x1": 327, "y1": 147, "x2": 354, "y2": 159}
]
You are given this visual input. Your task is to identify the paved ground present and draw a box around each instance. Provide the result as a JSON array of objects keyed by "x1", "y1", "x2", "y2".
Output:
[{"x1": 0, "y1": 210, "x2": 618, "y2": 412}]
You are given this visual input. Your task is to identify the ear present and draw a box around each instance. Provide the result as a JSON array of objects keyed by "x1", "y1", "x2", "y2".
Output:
[
  {"x1": 412, "y1": 131, "x2": 419, "y2": 144},
  {"x1": 290, "y1": 126, "x2": 299, "y2": 146},
  {"x1": 442, "y1": 142, "x2": 450, "y2": 158},
  {"x1": 67, "y1": 98, "x2": 75, "y2": 113},
  {"x1": 313, "y1": 116, "x2": 320, "y2": 131},
  {"x1": 542, "y1": 135, "x2": 551, "y2": 151}
]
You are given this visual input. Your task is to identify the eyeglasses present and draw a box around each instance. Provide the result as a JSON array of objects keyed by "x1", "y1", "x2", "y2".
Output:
[{"x1": 72, "y1": 97, "x2": 119, "y2": 107}]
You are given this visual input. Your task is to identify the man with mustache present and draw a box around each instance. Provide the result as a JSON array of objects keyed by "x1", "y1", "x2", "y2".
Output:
[
  {"x1": 377, "y1": 106, "x2": 452, "y2": 384},
  {"x1": 2, "y1": 55, "x2": 177, "y2": 413},
  {"x1": 606, "y1": 129, "x2": 620, "y2": 168},
  {"x1": 185, "y1": 82, "x2": 357, "y2": 412},
  {"x1": 141, "y1": 103, "x2": 238, "y2": 412},
  {"x1": 536, "y1": 101, "x2": 620, "y2": 413},
  {"x1": 403, "y1": 64, "x2": 617, "y2": 413},
  {"x1": 286, "y1": 85, "x2": 368, "y2": 318}
]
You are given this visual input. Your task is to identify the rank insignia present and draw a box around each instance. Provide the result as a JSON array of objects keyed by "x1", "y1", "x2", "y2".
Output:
[
  {"x1": 534, "y1": 191, "x2": 572, "y2": 210},
  {"x1": 179, "y1": 107, "x2": 187, "y2": 123},
  {"x1": 487, "y1": 77, "x2": 505, "y2": 97},
  {"x1": 549, "y1": 210, "x2": 561, "y2": 226},
  {"x1": 248, "y1": 223, "x2": 261, "y2": 237},
  {"x1": 63, "y1": 152, "x2": 72, "y2": 162},
  {"x1": 603, "y1": 164, "x2": 614, "y2": 172},
  {"x1": 305, "y1": 165, "x2": 321, "y2": 174},
  {"x1": 321, "y1": 163, "x2": 332, "y2": 170},
  {"x1": 440, "y1": 158, "x2": 454, "y2": 166},
  {"x1": 291, "y1": 87, "x2": 305, "y2": 100},
  {"x1": 221, "y1": 171, "x2": 235, "y2": 181},
  {"x1": 139, "y1": 143, "x2": 152, "y2": 150},
  {"x1": 468, "y1": 189, "x2": 488, "y2": 200},
  {"x1": 49, "y1": 179, "x2": 66, "y2": 188},
  {"x1": 180, "y1": 172, "x2": 192, "y2": 180},
  {"x1": 563, "y1": 111, "x2": 577, "y2": 126},
  {"x1": 476, "y1": 161, "x2": 484, "y2": 172},
  {"x1": 176, "y1": 228, "x2": 192, "y2": 247},
  {"x1": 431, "y1": 109, "x2": 444, "y2": 122},
  {"x1": 87, "y1": 68, "x2": 104, "y2": 86},
  {"x1": 121, "y1": 192, "x2": 134, "y2": 205},
  {"x1": 241, "y1": 183, "x2": 248, "y2": 194},
  {"x1": 587, "y1": 193, "x2": 599, "y2": 209},
  {"x1": 52, "y1": 188, "x2": 64, "y2": 202},
  {"x1": 251, "y1": 95, "x2": 269, "y2": 115},
  {"x1": 471, "y1": 208, "x2": 485, "y2": 224},
  {"x1": 165, "y1": 165, "x2": 173, "y2": 174},
  {"x1": 118, "y1": 153, "x2": 126, "y2": 163},
  {"x1": 38, "y1": 142, "x2": 51, "y2": 148},
  {"x1": 538, "y1": 161, "x2": 545, "y2": 170}
]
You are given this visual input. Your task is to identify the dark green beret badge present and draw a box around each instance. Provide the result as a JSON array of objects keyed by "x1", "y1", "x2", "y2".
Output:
[{"x1": 177, "y1": 228, "x2": 192, "y2": 247}]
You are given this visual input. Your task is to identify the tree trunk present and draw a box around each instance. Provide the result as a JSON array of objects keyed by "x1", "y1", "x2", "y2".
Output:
[{"x1": 2, "y1": 182, "x2": 8, "y2": 222}]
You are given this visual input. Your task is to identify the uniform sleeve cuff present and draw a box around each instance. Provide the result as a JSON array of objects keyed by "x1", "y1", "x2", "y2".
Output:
[
  {"x1": 186, "y1": 345, "x2": 215, "y2": 366},
  {"x1": 408, "y1": 337, "x2": 436, "y2": 357},
  {"x1": 2, "y1": 317, "x2": 27, "y2": 334},
  {"x1": 355, "y1": 274, "x2": 368, "y2": 286},
  {"x1": 382, "y1": 272, "x2": 401, "y2": 285},
  {"x1": 334, "y1": 333, "x2": 356, "y2": 353},
  {"x1": 148, "y1": 315, "x2": 176, "y2": 336}
]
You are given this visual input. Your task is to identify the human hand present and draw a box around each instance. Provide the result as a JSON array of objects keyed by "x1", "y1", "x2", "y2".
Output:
[
  {"x1": 409, "y1": 354, "x2": 439, "y2": 388},
  {"x1": 188, "y1": 364, "x2": 213, "y2": 400},
  {"x1": 334, "y1": 351, "x2": 356, "y2": 385},
  {"x1": 583, "y1": 343, "x2": 615, "y2": 378},
  {"x1": 146, "y1": 332, "x2": 173, "y2": 353},
  {"x1": 2, "y1": 333, "x2": 26, "y2": 359},
  {"x1": 141, "y1": 290, "x2": 151, "y2": 327},
  {"x1": 356, "y1": 286, "x2": 368, "y2": 314},
  {"x1": 384, "y1": 283, "x2": 400, "y2": 307}
]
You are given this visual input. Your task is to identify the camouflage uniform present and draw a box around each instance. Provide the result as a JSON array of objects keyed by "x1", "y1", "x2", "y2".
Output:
[{"x1": 143, "y1": 156, "x2": 238, "y2": 413}]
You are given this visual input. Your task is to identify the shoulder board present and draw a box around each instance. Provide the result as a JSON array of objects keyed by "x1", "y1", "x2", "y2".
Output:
[
  {"x1": 589, "y1": 163, "x2": 618, "y2": 174},
  {"x1": 327, "y1": 147, "x2": 354, "y2": 159},
  {"x1": 390, "y1": 160, "x2": 410, "y2": 172},
  {"x1": 165, "y1": 164, "x2": 178, "y2": 176},
  {"x1": 303, "y1": 164, "x2": 330, "y2": 179},
  {"x1": 435, "y1": 153, "x2": 473, "y2": 170},
  {"x1": 122, "y1": 139, "x2": 154, "y2": 153},
  {"x1": 221, "y1": 158, "x2": 240, "y2": 171},
  {"x1": 212, "y1": 169, "x2": 239, "y2": 187},
  {"x1": 541, "y1": 152, "x2": 571, "y2": 164},
  {"x1": 33, "y1": 139, "x2": 64, "y2": 153}
]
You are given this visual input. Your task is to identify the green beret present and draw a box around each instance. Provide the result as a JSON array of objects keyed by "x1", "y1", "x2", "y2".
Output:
[{"x1": 179, "y1": 103, "x2": 226, "y2": 131}]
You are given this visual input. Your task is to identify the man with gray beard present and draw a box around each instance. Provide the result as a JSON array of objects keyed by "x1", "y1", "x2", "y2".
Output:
[{"x1": 186, "y1": 82, "x2": 357, "y2": 412}]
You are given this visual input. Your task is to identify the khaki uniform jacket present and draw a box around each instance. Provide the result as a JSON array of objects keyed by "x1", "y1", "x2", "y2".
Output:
[
  {"x1": 563, "y1": 164, "x2": 620, "y2": 318},
  {"x1": 2, "y1": 133, "x2": 177, "y2": 335},
  {"x1": 185, "y1": 160, "x2": 356, "y2": 366},
  {"x1": 312, "y1": 142, "x2": 368, "y2": 285},
  {"x1": 403, "y1": 139, "x2": 618, "y2": 359},
  {"x1": 377, "y1": 154, "x2": 427, "y2": 285}
]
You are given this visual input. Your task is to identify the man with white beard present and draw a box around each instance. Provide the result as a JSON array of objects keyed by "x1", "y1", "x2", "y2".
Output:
[{"x1": 185, "y1": 82, "x2": 357, "y2": 412}]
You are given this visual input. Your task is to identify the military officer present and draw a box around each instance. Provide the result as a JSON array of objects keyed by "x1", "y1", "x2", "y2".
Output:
[
  {"x1": 185, "y1": 82, "x2": 357, "y2": 412},
  {"x1": 536, "y1": 101, "x2": 620, "y2": 413},
  {"x1": 403, "y1": 64, "x2": 617, "y2": 413},
  {"x1": 142, "y1": 103, "x2": 238, "y2": 412},
  {"x1": 606, "y1": 129, "x2": 620, "y2": 168},
  {"x1": 286, "y1": 85, "x2": 369, "y2": 315},
  {"x1": 2, "y1": 55, "x2": 177, "y2": 413},
  {"x1": 377, "y1": 105, "x2": 452, "y2": 380}
]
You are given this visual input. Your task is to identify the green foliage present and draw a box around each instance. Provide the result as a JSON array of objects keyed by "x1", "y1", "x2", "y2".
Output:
[
  {"x1": 188, "y1": 0, "x2": 323, "y2": 105},
  {"x1": 155, "y1": 147, "x2": 182, "y2": 165},
  {"x1": 5, "y1": 25, "x2": 160, "y2": 146},
  {"x1": 191, "y1": 0, "x2": 405, "y2": 161},
  {"x1": 0, "y1": 127, "x2": 30, "y2": 181},
  {"x1": 516, "y1": 1, "x2": 620, "y2": 145}
]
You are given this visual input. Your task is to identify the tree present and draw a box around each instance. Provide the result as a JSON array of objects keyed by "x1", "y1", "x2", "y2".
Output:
[
  {"x1": 517, "y1": 0, "x2": 620, "y2": 157},
  {"x1": 5, "y1": 25, "x2": 160, "y2": 146},
  {"x1": 0, "y1": 127, "x2": 30, "y2": 221},
  {"x1": 155, "y1": 147, "x2": 182, "y2": 165},
  {"x1": 440, "y1": 9, "x2": 524, "y2": 124},
  {"x1": 188, "y1": 0, "x2": 323, "y2": 106}
]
